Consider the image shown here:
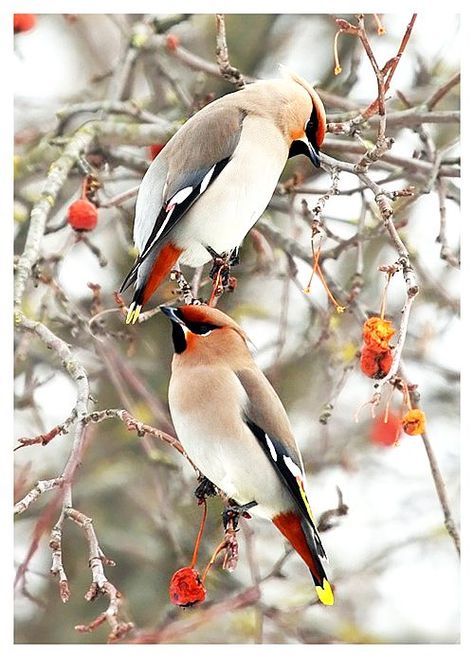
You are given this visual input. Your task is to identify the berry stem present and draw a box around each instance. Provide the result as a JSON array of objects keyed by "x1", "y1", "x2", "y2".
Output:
[
  {"x1": 380, "y1": 271, "x2": 393, "y2": 320},
  {"x1": 201, "y1": 538, "x2": 228, "y2": 584},
  {"x1": 333, "y1": 30, "x2": 343, "y2": 75},
  {"x1": 402, "y1": 380, "x2": 412, "y2": 410},
  {"x1": 189, "y1": 499, "x2": 207, "y2": 569}
]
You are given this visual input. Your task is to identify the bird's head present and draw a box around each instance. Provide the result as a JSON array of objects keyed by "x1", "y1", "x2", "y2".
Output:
[
  {"x1": 283, "y1": 69, "x2": 327, "y2": 168},
  {"x1": 161, "y1": 304, "x2": 249, "y2": 359}
]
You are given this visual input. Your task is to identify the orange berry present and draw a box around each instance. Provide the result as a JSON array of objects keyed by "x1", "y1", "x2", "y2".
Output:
[
  {"x1": 360, "y1": 345, "x2": 393, "y2": 379},
  {"x1": 14, "y1": 14, "x2": 37, "y2": 34},
  {"x1": 67, "y1": 199, "x2": 98, "y2": 232},
  {"x1": 362, "y1": 317, "x2": 396, "y2": 352},
  {"x1": 402, "y1": 409, "x2": 426, "y2": 436}
]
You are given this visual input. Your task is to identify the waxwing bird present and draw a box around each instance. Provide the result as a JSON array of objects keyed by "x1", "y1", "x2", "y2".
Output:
[
  {"x1": 121, "y1": 71, "x2": 326, "y2": 323},
  {"x1": 161, "y1": 304, "x2": 334, "y2": 605}
]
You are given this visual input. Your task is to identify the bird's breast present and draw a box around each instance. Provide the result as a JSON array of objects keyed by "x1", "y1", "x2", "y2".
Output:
[
  {"x1": 173, "y1": 117, "x2": 289, "y2": 267},
  {"x1": 168, "y1": 364, "x2": 292, "y2": 518}
]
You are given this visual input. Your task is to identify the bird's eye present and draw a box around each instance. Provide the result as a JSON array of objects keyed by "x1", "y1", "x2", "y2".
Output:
[{"x1": 185, "y1": 321, "x2": 220, "y2": 335}]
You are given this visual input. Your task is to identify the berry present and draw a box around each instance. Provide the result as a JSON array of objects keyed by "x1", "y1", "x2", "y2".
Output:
[
  {"x1": 360, "y1": 345, "x2": 393, "y2": 379},
  {"x1": 67, "y1": 199, "x2": 98, "y2": 232},
  {"x1": 14, "y1": 14, "x2": 37, "y2": 34},
  {"x1": 169, "y1": 567, "x2": 206, "y2": 607},
  {"x1": 362, "y1": 316, "x2": 395, "y2": 352},
  {"x1": 371, "y1": 412, "x2": 401, "y2": 447},
  {"x1": 165, "y1": 34, "x2": 180, "y2": 51},
  {"x1": 402, "y1": 409, "x2": 426, "y2": 436},
  {"x1": 149, "y1": 143, "x2": 165, "y2": 160}
]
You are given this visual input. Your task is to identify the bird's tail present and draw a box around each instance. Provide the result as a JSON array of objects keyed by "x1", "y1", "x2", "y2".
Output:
[
  {"x1": 273, "y1": 511, "x2": 334, "y2": 606},
  {"x1": 122, "y1": 243, "x2": 183, "y2": 324}
]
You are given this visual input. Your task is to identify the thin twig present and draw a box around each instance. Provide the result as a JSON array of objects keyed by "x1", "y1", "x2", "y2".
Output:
[
  {"x1": 14, "y1": 124, "x2": 97, "y2": 309},
  {"x1": 215, "y1": 14, "x2": 245, "y2": 89},
  {"x1": 426, "y1": 72, "x2": 460, "y2": 111},
  {"x1": 66, "y1": 507, "x2": 134, "y2": 641},
  {"x1": 14, "y1": 478, "x2": 64, "y2": 515},
  {"x1": 436, "y1": 177, "x2": 460, "y2": 268},
  {"x1": 400, "y1": 367, "x2": 460, "y2": 556}
]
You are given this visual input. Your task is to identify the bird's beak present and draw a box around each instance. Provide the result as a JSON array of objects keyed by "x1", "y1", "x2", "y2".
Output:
[
  {"x1": 160, "y1": 305, "x2": 185, "y2": 325},
  {"x1": 289, "y1": 136, "x2": 321, "y2": 168},
  {"x1": 300, "y1": 136, "x2": 321, "y2": 167}
]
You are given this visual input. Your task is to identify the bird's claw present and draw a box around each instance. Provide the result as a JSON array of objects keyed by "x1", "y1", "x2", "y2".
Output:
[
  {"x1": 222, "y1": 499, "x2": 257, "y2": 530},
  {"x1": 194, "y1": 476, "x2": 218, "y2": 504},
  {"x1": 206, "y1": 246, "x2": 239, "y2": 287}
]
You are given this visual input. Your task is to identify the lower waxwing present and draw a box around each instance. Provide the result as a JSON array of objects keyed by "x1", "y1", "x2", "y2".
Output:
[
  {"x1": 120, "y1": 70, "x2": 326, "y2": 324},
  {"x1": 161, "y1": 304, "x2": 334, "y2": 606}
]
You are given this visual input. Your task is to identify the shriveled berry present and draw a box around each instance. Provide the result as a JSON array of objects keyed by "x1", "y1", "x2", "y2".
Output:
[
  {"x1": 169, "y1": 567, "x2": 206, "y2": 607},
  {"x1": 362, "y1": 317, "x2": 396, "y2": 352},
  {"x1": 402, "y1": 409, "x2": 426, "y2": 436},
  {"x1": 360, "y1": 345, "x2": 393, "y2": 379}
]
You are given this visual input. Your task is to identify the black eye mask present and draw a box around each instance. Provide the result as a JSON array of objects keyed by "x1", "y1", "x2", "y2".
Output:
[{"x1": 305, "y1": 106, "x2": 319, "y2": 148}]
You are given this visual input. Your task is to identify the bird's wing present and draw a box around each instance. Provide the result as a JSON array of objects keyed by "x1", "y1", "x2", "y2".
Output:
[
  {"x1": 120, "y1": 105, "x2": 245, "y2": 293},
  {"x1": 235, "y1": 367, "x2": 326, "y2": 558}
]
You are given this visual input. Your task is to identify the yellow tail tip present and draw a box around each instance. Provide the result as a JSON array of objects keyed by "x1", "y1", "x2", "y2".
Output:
[
  {"x1": 316, "y1": 578, "x2": 334, "y2": 606},
  {"x1": 126, "y1": 304, "x2": 142, "y2": 325}
]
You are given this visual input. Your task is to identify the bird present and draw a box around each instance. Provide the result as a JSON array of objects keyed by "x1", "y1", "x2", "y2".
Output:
[
  {"x1": 161, "y1": 303, "x2": 334, "y2": 606},
  {"x1": 120, "y1": 70, "x2": 326, "y2": 324}
]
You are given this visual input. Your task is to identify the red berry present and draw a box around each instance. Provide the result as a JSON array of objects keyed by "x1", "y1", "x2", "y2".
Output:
[
  {"x1": 360, "y1": 345, "x2": 393, "y2": 379},
  {"x1": 165, "y1": 34, "x2": 180, "y2": 51},
  {"x1": 14, "y1": 14, "x2": 37, "y2": 34},
  {"x1": 67, "y1": 199, "x2": 98, "y2": 232},
  {"x1": 169, "y1": 567, "x2": 206, "y2": 607},
  {"x1": 149, "y1": 143, "x2": 165, "y2": 160},
  {"x1": 370, "y1": 412, "x2": 401, "y2": 447}
]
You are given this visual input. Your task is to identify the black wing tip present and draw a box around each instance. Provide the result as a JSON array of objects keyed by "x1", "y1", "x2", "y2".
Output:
[{"x1": 119, "y1": 264, "x2": 139, "y2": 293}]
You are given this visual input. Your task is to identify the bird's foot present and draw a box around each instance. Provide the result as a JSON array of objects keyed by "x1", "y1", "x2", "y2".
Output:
[
  {"x1": 170, "y1": 269, "x2": 201, "y2": 305},
  {"x1": 228, "y1": 247, "x2": 240, "y2": 267},
  {"x1": 206, "y1": 246, "x2": 239, "y2": 287},
  {"x1": 194, "y1": 476, "x2": 218, "y2": 504},
  {"x1": 222, "y1": 499, "x2": 257, "y2": 531},
  {"x1": 206, "y1": 247, "x2": 239, "y2": 305}
]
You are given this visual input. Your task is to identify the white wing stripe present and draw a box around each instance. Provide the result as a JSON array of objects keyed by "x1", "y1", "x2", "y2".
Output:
[
  {"x1": 265, "y1": 434, "x2": 278, "y2": 462},
  {"x1": 283, "y1": 454, "x2": 303, "y2": 479},
  {"x1": 200, "y1": 166, "x2": 216, "y2": 194},
  {"x1": 145, "y1": 206, "x2": 175, "y2": 255},
  {"x1": 167, "y1": 186, "x2": 194, "y2": 208},
  {"x1": 139, "y1": 168, "x2": 216, "y2": 259}
]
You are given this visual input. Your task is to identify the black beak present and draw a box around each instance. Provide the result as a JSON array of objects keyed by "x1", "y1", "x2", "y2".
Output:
[
  {"x1": 160, "y1": 305, "x2": 185, "y2": 325},
  {"x1": 288, "y1": 137, "x2": 321, "y2": 168}
]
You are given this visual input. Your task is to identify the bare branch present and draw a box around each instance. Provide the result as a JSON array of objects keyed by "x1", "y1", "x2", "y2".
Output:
[
  {"x1": 14, "y1": 478, "x2": 64, "y2": 516},
  {"x1": 215, "y1": 14, "x2": 245, "y2": 89},
  {"x1": 14, "y1": 125, "x2": 97, "y2": 310},
  {"x1": 426, "y1": 72, "x2": 460, "y2": 111}
]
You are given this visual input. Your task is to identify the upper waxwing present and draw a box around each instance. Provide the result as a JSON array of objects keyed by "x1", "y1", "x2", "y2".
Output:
[
  {"x1": 161, "y1": 304, "x2": 334, "y2": 605},
  {"x1": 121, "y1": 71, "x2": 326, "y2": 323}
]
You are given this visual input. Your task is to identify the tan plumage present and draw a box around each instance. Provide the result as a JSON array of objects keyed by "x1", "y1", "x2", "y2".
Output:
[
  {"x1": 121, "y1": 72, "x2": 327, "y2": 323},
  {"x1": 162, "y1": 304, "x2": 334, "y2": 605}
]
